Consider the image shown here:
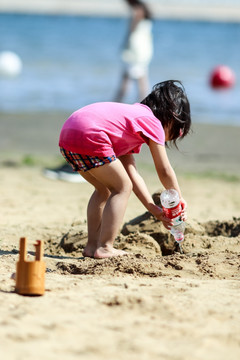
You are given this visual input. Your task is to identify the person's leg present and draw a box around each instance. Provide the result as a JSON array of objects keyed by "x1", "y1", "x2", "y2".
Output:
[
  {"x1": 81, "y1": 159, "x2": 133, "y2": 258},
  {"x1": 80, "y1": 171, "x2": 111, "y2": 257},
  {"x1": 137, "y1": 74, "x2": 149, "y2": 101},
  {"x1": 115, "y1": 71, "x2": 130, "y2": 102}
]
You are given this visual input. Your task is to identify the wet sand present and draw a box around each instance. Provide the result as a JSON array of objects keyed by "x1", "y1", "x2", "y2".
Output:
[
  {"x1": 1, "y1": 0, "x2": 240, "y2": 22},
  {"x1": 1, "y1": 110, "x2": 240, "y2": 175}
]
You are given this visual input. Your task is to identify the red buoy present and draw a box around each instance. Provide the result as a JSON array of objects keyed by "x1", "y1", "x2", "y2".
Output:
[{"x1": 210, "y1": 65, "x2": 235, "y2": 89}]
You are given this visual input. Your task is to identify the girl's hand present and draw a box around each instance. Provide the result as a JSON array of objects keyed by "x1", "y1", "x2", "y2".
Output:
[
  {"x1": 180, "y1": 198, "x2": 187, "y2": 221},
  {"x1": 150, "y1": 204, "x2": 173, "y2": 230}
]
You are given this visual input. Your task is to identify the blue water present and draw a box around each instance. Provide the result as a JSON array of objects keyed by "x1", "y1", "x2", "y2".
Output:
[{"x1": 0, "y1": 13, "x2": 240, "y2": 126}]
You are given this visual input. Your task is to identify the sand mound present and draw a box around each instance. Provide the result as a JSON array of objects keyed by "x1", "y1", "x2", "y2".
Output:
[{"x1": 47, "y1": 208, "x2": 240, "y2": 280}]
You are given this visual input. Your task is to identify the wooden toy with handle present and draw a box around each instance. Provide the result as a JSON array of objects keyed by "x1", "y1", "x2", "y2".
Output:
[{"x1": 15, "y1": 237, "x2": 46, "y2": 296}]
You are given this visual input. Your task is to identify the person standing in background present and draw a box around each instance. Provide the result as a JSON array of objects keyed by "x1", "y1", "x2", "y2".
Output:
[{"x1": 115, "y1": 0, "x2": 153, "y2": 102}]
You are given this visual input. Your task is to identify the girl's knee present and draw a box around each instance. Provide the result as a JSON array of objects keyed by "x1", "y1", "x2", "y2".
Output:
[
  {"x1": 125, "y1": 178, "x2": 133, "y2": 194},
  {"x1": 95, "y1": 187, "x2": 111, "y2": 200},
  {"x1": 119, "y1": 178, "x2": 133, "y2": 197},
  {"x1": 108, "y1": 178, "x2": 132, "y2": 198}
]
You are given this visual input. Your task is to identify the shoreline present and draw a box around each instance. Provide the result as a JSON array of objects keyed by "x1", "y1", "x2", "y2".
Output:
[{"x1": 1, "y1": 1, "x2": 240, "y2": 22}]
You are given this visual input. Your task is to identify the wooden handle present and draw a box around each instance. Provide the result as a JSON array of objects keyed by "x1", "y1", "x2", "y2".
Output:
[
  {"x1": 19, "y1": 237, "x2": 27, "y2": 262},
  {"x1": 35, "y1": 240, "x2": 44, "y2": 261}
]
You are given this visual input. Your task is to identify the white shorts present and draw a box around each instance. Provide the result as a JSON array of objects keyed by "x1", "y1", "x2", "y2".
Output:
[{"x1": 125, "y1": 63, "x2": 148, "y2": 80}]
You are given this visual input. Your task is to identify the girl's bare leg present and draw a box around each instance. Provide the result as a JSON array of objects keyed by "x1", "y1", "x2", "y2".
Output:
[
  {"x1": 80, "y1": 160, "x2": 132, "y2": 259},
  {"x1": 85, "y1": 191, "x2": 110, "y2": 257},
  {"x1": 78, "y1": 171, "x2": 110, "y2": 257}
]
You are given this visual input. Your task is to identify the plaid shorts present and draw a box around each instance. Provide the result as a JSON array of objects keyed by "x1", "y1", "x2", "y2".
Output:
[{"x1": 60, "y1": 147, "x2": 116, "y2": 172}]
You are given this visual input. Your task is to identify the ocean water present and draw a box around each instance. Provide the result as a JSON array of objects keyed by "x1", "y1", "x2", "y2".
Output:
[{"x1": 0, "y1": 13, "x2": 240, "y2": 126}]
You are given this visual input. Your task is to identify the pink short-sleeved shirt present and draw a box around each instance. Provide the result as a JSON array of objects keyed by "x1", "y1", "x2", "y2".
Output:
[{"x1": 59, "y1": 102, "x2": 165, "y2": 157}]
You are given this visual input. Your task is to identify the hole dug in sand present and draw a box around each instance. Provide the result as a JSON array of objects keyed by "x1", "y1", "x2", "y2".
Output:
[{"x1": 51, "y1": 203, "x2": 240, "y2": 279}]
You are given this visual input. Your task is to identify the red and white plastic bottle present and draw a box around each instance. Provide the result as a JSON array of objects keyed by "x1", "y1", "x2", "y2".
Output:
[{"x1": 160, "y1": 189, "x2": 185, "y2": 243}]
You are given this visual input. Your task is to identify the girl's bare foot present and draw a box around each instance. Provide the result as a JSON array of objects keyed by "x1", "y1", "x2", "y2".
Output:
[
  {"x1": 94, "y1": 247, "x2": 127, "y2": 259},
  {"x1": 82, "y1": 246, "x2": 96, "y2": 258}
]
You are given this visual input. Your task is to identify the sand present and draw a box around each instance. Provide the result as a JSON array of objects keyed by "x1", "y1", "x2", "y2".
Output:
[
  {"x1": 0, "y1": 115, "x2": 240, "y2": 359},
  {"x1": 1, "y1": 0, "x2": 240, "y2": 22}
]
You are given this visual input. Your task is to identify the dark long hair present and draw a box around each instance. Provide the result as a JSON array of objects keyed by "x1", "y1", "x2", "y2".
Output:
[
  {"x1": 125, "y1": 0, "x2": 152, "y2": 19},
  {"x1": 141, "y1": 80, "x2": 191, "y2": 146}
]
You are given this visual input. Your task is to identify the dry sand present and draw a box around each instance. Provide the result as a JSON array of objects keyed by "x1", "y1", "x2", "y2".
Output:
[{"x1": 0, "y1": 116, "x2": 240, "y2": 360}]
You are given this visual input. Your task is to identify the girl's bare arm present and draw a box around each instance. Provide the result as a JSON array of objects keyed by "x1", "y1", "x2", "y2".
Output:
[
  {"x1": 149, "y1": 140, "x2": 182, "y2": 195},
  {"x1": 119, "y1": 154, "x2": 172, "y2": 228},
  {"x1": 149, "y1": 139, "x2": 187, "y2": 220}
]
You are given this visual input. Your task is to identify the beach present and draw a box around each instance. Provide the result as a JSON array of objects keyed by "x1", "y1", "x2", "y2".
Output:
[
  {"x1": 0, "y1": 111, "x2": 240, "y2": 360},
  {"x1": 1, "y1": 1, "x2": 240, "y2": 357},
  {"x1": 1, "y1": 0, "x2": 240, "y2": 22}
]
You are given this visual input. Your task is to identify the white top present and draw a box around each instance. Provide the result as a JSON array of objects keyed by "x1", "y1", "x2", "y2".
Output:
[{"x1": 122, "y1": 19, "x2": 153, "y2": 65}]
